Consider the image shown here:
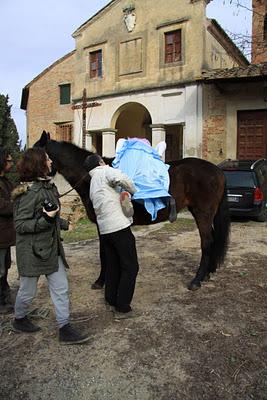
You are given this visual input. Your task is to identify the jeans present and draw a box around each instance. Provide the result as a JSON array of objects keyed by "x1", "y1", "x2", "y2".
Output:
[{"x1": 14, "y1": 256, "x2": 69, "y2": 328}]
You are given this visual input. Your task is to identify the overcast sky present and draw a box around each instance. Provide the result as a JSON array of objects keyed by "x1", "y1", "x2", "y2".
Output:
[{"x1": 0, "y1": 0, "x2": 252, "y2": 146}]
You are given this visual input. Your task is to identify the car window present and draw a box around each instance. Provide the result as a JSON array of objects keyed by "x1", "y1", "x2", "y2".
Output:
[{"x1": 223, "y1": 171, "x2": 256, "y2": 188}]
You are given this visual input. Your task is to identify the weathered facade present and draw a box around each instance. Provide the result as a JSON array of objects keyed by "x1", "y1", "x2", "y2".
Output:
[
  {"x1": 21, "y1": 0, "x2": 248, "y2": 164},
  {"x1": 202, "y1": 65, "x2": 267, "y2": 163},
  {"x1": 202, "y1": 0, "x2": 267, "y2": 163}
]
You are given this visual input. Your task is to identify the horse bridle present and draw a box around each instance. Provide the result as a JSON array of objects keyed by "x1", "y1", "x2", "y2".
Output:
[{"x1": 58, "y1": 173, "x2": 89, "y2": 198}]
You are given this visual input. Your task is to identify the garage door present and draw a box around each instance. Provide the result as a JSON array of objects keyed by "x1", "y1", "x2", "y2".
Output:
[{"x1": 237, "y1": 110, "x2": 267, "y2": 159}]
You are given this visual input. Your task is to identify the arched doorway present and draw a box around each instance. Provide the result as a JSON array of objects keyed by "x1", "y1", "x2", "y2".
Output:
[{"x1": 111, "y1": 102, "x2": 152, "y2": 144}]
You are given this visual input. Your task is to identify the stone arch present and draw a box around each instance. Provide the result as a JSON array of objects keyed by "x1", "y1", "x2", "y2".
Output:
[{"x1": 111, "y1": 102, "x2": 152, "y2": 143}]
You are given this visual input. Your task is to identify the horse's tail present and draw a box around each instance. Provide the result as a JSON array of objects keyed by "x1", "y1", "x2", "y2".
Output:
[{"x1": 209, "y1": 185, "x2": 231, "y2": 273}]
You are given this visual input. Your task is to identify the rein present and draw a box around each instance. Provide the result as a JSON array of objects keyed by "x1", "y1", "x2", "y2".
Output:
[{"x1": 58, "y1": 173, "x2": 89, "y2": 198}]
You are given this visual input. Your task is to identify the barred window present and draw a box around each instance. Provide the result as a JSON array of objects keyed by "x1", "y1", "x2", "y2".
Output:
[{"x1": 56, "y1": 124, "x2": 72, "y2": 142}]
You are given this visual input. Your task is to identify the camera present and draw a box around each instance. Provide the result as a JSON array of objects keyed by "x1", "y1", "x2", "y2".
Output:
[{"x1": 43, "y1": 199, "x2": 58, "y2": 212}]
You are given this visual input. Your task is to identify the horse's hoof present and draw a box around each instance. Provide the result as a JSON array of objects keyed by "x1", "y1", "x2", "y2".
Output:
[
  {"x1": 188, "y1": 280, "x2": 201, "y2": 291},
  {"x1": 202, "y1": 274, "x2": 210, "y2": 282},
  {"x1": 91, "y1": 281, "x2": 104, "y2": 290}
]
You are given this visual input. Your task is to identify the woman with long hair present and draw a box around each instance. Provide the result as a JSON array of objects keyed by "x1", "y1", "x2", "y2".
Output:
[{"x1": 12, "y1": 148, "x2": 89, "y2": 345}]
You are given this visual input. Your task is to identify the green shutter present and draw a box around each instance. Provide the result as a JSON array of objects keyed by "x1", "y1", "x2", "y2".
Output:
[{"x1": 60, "y1": 84, "x2": 71, "y2": 105}]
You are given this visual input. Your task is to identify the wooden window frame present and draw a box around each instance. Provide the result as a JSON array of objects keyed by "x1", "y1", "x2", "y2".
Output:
[
  {"x1": 89, "y1": 50, "x2": 102, "y2": 79},
  {"x1": 55, "y1": 123, "x2": 72, "y2": 142},
  {"x1": 164, "y1": 29, "x2": 182, "y2": 64}
]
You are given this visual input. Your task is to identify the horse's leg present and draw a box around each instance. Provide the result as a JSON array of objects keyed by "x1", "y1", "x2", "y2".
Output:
[
  {"x1": 91, "y1": 228, "x2": 106, "y2": 290},
  {"x1": 188, "y1": 211, "x2": 214, "y2": 290}
]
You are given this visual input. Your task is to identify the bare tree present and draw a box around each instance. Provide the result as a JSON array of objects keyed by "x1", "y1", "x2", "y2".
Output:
[{"x1": 222, "y1": 0, "x2": 267, "y2": 62}]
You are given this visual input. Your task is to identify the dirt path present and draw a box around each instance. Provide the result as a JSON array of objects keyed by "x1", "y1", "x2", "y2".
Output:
[{"x1": 0, "y1": 218, "x2": 266, "y2": 400}]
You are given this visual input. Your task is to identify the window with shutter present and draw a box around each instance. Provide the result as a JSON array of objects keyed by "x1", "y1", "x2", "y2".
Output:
[
  {"x1": 90, "y1": 50, "x2": 102, "y2": 78},
  {"x1": 164, "y1": 30, "x2": 181, "y2": 64},
  {"x1": 59, "y1": 84, "x2": 71, "y2": 105}
]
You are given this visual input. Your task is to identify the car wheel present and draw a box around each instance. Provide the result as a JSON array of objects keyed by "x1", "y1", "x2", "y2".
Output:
[{"x1": 256, "y1": 206, "x2": 267, "y2": 222}]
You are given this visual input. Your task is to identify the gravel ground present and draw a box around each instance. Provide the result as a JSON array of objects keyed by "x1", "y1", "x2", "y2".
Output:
[{"x1": 0, "y1": 216, "x2": 266, "y2": 400}]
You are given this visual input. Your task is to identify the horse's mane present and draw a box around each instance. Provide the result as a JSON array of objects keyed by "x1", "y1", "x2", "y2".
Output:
[{"x1": 48, "y1": 140, "x2": 94, "y2": 166}]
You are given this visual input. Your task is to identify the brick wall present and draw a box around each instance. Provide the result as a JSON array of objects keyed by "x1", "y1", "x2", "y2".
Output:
[
  {"x1": 202, "y1": 84, "x2": 227, "y2": 164},
  {"x1": 252, "y1": 0, "x2": 267, "y2": 63},
  {"x1": 27, "y1": 52, "x2": 75, "y2": 146}
]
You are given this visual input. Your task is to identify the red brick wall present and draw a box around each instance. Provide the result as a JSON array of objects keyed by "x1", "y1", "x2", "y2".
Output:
[
  {"x1": 27, "y1": 52, "x2": 75, "y2": 146},
  {"x1": 202, "y1": 84, "x2": 227, "y2": 164},
  {"x1": 252, "y1": 0, "x2": 267, "y2": 63}
]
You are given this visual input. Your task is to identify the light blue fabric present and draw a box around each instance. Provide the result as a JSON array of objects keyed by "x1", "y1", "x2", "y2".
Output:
[{"x1": 112, "y1": 139, "x2": 170, "y2": 220}]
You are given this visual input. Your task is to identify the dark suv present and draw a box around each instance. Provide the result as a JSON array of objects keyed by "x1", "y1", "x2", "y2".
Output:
[{"x1": 218, "y1": 159, "x2": 267, "y2": 222}]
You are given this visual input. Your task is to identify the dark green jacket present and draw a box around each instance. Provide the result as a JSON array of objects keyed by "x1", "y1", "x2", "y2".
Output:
[{"x1": 12, "y1": 179, "x2": 69, "y2": 277}]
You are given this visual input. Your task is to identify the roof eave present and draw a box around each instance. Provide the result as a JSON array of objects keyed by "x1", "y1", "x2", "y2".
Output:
[
  {"x1": 72, "y1": 0, "x2": 117, "y2": 38},
  {"x1": 208, "y1": 19, "x2": 249, "y2": 67}
]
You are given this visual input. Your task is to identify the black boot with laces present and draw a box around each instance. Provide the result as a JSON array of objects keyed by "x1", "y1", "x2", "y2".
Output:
[
  {"x1": 59, "y1": 324, "x2": 90, "y2": 345},
  {"x1": 12, "y1": 316, "x2": 41, "y2": 332}
]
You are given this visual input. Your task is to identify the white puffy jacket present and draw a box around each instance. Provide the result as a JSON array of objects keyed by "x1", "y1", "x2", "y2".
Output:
[{"x1": 89, "y1": 165, "x2": 136, "y2": 235}]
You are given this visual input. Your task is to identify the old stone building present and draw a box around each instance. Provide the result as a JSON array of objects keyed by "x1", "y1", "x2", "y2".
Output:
[
  {"x1": 201, "y1": 0, "x2": 267, "y2": 162},
  {"x1": 21, "y1": 0, "x2": 248, "y2": 164},
  {"x1": 21, "y1": 51, "x2": 76, "y2": 146}
]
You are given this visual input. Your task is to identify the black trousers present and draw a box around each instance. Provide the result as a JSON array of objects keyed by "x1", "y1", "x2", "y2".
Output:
[
  {"x1": 0, "y1": 248, "x2": 11, "y2": 304},
  {"x1": 101, "y1": 227, "x2": 139, "y2": 313}
]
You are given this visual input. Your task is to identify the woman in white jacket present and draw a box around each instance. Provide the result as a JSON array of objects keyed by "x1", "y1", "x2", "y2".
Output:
[{"x1": 84, "y1": 154, "x2": 139, "y2": 320}]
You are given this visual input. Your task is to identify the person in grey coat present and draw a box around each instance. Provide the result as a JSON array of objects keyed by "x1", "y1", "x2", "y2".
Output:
[
  {"x1": 0, "y1": 148, "x2": 16, "y2": 314},
  {"x1": 12, "y1": 148, "x2": 89, "y2": 345},
  {"x1": 84, "y1": 154, "x2": 139, "y2": 320}
]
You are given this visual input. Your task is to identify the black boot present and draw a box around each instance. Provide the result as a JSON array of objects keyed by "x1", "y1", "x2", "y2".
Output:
[
  {"x1": 0, "y1": 302, "x2": 13, "y2": 314},
  {"x1": 168, "y1": 197, "x2": 177, "y2": 223},
  {"x1": 59, "y1": 324, "x2": 90, "y2": 345},
  {"x1": 2, "y1": 287, "x2": 13, "y2": 306},
  {"x1": 12, "y1": 316, "x2": 41, "y2": 332},
  {"x1": 91, "y1": 279, "x2": 104, "y2": 290},
  {"x1": 0, "y1": 282, "x2": 13, "y2": 314}
]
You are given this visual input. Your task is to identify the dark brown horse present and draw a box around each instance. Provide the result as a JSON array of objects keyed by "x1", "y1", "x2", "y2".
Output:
[{"x1": 35, "y1": 131, "x2": 230, "y2": 290}]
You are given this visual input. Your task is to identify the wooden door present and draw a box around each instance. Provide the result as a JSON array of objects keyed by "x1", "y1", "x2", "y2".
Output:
[
  {"x1": 92, "y1": 132, "x2": 102, "y2": 155},
  {"x1": 165, "y1": 125, "x2": 183, "y2": 162},
  {"x1": 237, "y1": 110, "x2": 267, "y2": 159}
]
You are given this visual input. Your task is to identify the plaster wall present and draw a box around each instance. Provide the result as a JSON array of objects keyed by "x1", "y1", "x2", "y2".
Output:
[
  {"x1": 205, "y1": 30, "x2": 240, "y2": 70},
  {"x1": 203, "y1": 81, "x2": 267, "y2": 163},
  {"x1": 73, "y1": 0, "x2": 207, "y2": 100},
  {"x1": 73, "y1": 84, "x2": 202, "y2": 158}
]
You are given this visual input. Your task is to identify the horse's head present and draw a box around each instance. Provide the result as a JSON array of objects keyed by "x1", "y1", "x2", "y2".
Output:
[
  {"x1": 33, "y1": 130, "x2": 58, "y2": 176},
  {"x1": 34, "y1": 130, "x2": 51, "y2": 148}
]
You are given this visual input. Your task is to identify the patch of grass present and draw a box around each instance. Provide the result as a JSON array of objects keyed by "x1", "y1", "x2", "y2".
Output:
[
  {"x1": 61, "y1": 216, "x2": 196, "y2": 243},
  {"x1": 158, "y1": 218, "x2": 196, "y2": 233},
  {"x1": 61, "y1": 218, "x2": 98, "y2": 243}
]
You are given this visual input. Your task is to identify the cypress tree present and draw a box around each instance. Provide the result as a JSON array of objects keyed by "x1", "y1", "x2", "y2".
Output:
[{"x1": 0, "y1": 94, "x2": 22, "y2": 181}]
